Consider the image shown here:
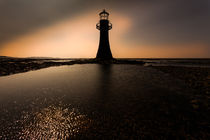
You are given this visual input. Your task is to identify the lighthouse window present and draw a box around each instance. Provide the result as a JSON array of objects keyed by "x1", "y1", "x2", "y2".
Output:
[{"x1": 101, "y1": 14, "x2": 108, "y2": 20}]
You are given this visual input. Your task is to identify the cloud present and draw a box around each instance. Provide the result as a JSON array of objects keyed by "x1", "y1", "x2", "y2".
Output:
[
  {"x1": 121, "y1": 0, "x2": 210, "y2": 45},
  {"x1": 0, "y1": 0, "x2": 89, "y2": 44}
]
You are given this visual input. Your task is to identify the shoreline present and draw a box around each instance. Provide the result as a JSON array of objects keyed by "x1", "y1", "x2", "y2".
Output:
[
  {"x1": 0, "y1": 58, "x2": 209, "y2": 94},
  {"x1": 0, "y1": 58, "x2": 145, "y2": 77},
  {"x1": 1, "y1": 57, "x2": 209, "y2": 100}
]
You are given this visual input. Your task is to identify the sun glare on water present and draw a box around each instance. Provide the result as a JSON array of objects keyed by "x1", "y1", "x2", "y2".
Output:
[{"x1": 18, "y1": 105, "x2": 92, "y2": 139}]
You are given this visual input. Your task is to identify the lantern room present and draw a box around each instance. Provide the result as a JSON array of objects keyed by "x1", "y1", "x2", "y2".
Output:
[{"x1": 99, "y1": 9, "x2": 109, "y2": 20}]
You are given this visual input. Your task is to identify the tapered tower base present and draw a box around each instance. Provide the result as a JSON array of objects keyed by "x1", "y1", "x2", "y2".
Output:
[{"x1": 96, "y1": 10, "x2": 113, "y2": 60}]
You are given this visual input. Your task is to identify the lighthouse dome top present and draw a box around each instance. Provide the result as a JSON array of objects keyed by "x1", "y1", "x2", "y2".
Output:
[
  {"x1": 99, "y1": 9, "x2": 109, "y2": 16},
  {"x1": 99, "y1": 9, "x2": 109, "y2": 20}
]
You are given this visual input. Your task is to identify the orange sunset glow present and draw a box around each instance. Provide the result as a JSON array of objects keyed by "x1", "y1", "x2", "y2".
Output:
[{"x1": 0, "y1": 10, "x2": 209, "y2": 58}]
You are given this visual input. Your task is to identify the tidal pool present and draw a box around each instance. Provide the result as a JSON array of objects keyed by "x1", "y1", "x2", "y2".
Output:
[{"x1": 0, "y1": 64, "x2": 194, "y2": 139}]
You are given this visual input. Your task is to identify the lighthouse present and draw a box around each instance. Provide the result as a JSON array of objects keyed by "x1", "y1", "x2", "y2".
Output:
[{"x1": 96, "y1": 9, "x2": 113, "y2": 59}]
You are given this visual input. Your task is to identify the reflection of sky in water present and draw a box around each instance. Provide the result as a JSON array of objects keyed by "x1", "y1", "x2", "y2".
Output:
[
  {"x1": 0, "y1": 64, "x2": 117, "y2": 139},
  {"x1": 0, "y1": 64, "x2": 149, "y2": 139},
  {"x1": 0, "y1": 64, "x2": 179, "y2": 139},
  {"x1": 0, "y1": 65, "x2": 100, "y2": 139}
]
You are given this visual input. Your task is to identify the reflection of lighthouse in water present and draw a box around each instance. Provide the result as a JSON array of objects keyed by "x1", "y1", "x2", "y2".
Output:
[{"x1": 96, "y1": 9, "x2": 113, "y2": 59}]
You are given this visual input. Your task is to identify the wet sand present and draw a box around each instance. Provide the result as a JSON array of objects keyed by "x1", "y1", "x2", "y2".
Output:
[
  {"x1": 0, "y1": 57, "x2": 210, "y2": 139},
  {"x1": 151, "y1": 66, "x2": 210, "y2": 110}
]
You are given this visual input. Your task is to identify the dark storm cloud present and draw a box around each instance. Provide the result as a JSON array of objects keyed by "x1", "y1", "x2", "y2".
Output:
[
  {"x1": 127, "y1": 0, "x2": 210, "y2": 45},
  {"x1": 0, "y1": 0, "x2": 209, "y2": 47}
]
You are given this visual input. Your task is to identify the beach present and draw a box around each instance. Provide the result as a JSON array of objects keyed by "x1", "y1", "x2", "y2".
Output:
[{"x1": 0, "y1": 57, "x2": 209, "y2": 139}]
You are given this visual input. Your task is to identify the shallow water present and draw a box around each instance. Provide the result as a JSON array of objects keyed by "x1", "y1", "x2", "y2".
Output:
[{"x1": 0, "y1": 64, "x2": 198, "y2": 139}]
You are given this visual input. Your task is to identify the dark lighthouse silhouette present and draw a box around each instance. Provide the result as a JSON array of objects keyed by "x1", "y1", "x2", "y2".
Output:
[{"x1": 96, "y1": 9, "x2": 113, "y2": 59}]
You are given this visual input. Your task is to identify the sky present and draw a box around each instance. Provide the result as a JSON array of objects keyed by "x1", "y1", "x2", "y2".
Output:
[{"x1": 0, "y1": 0, "x2": 209, "y2": 58}]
